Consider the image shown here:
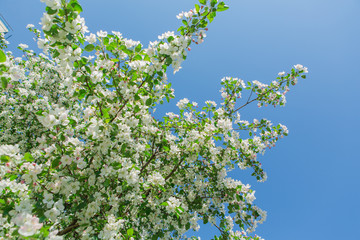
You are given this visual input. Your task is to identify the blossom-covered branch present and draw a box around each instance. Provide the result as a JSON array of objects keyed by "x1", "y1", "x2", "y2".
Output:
[{"x1": 0, "y1": 0, "x2": 307, "y2": 239}]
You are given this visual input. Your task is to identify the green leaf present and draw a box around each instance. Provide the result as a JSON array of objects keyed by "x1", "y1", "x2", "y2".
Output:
[
  {"x1": 24, "y1": 153, "x2": 35, "y2": 162},
  {"x1": 78, "y1": 89, "x2": 87, "y2": 99},
  {"x1": 111, "y1": 162, "x2": 122, "y2": 170},
  {"x1": 135, "y1": 44, "x2": 142, "y2": 52},
  {"x1": 133, "y1": 54, "x2": 142, "y2": 61},
  {"x1": 52, "y1": 158, "x2": 61, "y2": 168},
  {"x1": 167, "y1": 36, "x2": 175, "y2": 42},
  {"x1": 71, "y1": 2, "x2": 83, "y2": 13},
  {"x1": 59, "y1": 134, "x2": 65, "y2": 141},
  {"x1": 76, "y1": 201, "x2": 87, "y2": 211},
  {"x1": 40, "y1": 225, "x2": 51, "y2": 237},
  {"x1": 144, "y1": 55, "x2": 151, "y2": 61},
  {"x1": 192, "y1": 19, "x2": 199, "y2": 25},
  {"x1": 134, "y1": 105, "x2": 140, "y2": 113},
  {"x1": 104, "y1": 179, "x2": 110, "y2": 187},
  {"x1": 195, "y1": 4, "x2": 200, "y2": 13},
  {"x1": 145, "y1": 98, "x2": 152, "y2": 106},
  {"x1": 0, "y1": 155, "x2": 10, "y2": 163},
  {"x1": 10, "y1": 175, "x2": 18, "y2": 181},
  {"x1": 199, "y1": 0, "x2": 207, "y2": 5},
  {"x1": 127, "y1": 228, "x2": 134, "y2": 236},
  {"x1": 123, "y1": 48, "x2": 133, "y2": 55},
  {"x1": 35, "y1": 110, "x2": 44, "y2": 116},
  {"x1": 160, "y1": 202, "x2": 168, "y2": 206},
  {"x1": 66, "y1": 34, "x2": 73, "y2": 41},
  {"x1": 211, "y1": 0, "x2": 218, "y2": 7},
  {"x1": 121, "y1": 144, "x2": 127, "y2": 153},
  {"x1": 217, "y1": 2, "x2": 229, "y2": 12},
  {"x1": 1, "y1": 77, "x2": 8, "y2": 89},
  {"x1": 178, "y1": 26, "x2": 185, "y2": 36},
  {"x1": 134, "y1": 94, "x2": 140, "y2": 101},
  {"x1": 102, "y1": 107, "x2": 110, "y2": 119},
  {"x1": 202, "y1": 9, "x2": 209, "y2": 17},
  {"x1": 103, "y1": 37, "x2": 109, "y2": 45},
  {"x1": 46, "y1": 6, "x2": 58, "y2": 15},
  {"x1": 165, "y1": 57, "x2": 172, "y2": 65},
  {"x1": 207, "y1": 11, "x2": 216, "y2": 22},
  {"x1": 52, "y1": 50, "x2": 60, "y2": 58},
  {"x1": 0, "y1": 49, "x2": 6, "y2": 62},
  {"x1": 175, "y1": 208, "x2": 182, "y2": 216},
  {"x1": 84, "y1": 44, "x2": 95, "y2": 52}
]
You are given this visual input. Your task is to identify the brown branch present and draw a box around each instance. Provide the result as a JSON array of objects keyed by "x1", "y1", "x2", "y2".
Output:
[
  {"x1": 140, "y1": 152, "x2": 157, "y2": 174},
  {"x1": 57, "y1": 219, "x2": 79, "y2": 236},
  {"x1": 165, "y1": 157, "x2": 185, "y2": 181},
  {"x1": 232, "y1": 79, "x2": 287, "y2": 113},
  {"x1": 36, "y1": 181, "x2": 55, "y2": 195},
  {"x1": 110, "y1": 79, "x2": 147, "y2": 123},
  {"x1": 140, "y1": 137, "x2": 158, "y2": 174}
]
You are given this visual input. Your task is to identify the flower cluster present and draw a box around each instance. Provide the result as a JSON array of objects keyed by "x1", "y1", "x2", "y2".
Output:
[{"x1": 0, "y1": 0, "x2": 307, "y2": 239}]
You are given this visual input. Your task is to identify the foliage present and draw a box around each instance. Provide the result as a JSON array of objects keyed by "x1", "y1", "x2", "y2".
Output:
[{"x1": 0, "y1": 0, "x2": 307, "y2": 239}]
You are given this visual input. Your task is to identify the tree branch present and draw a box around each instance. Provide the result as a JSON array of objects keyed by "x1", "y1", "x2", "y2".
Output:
[
  {"x1": 165, "y1": 157, "x2": 185, "y2": 181},
  {"x1": 57, "y1": 219, "x2": 79, "y2": 236}
]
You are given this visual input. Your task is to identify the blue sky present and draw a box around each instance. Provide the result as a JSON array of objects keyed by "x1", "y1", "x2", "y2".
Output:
[{"x1": 2, "y1": 0, "x2": 360, "y2": 239}]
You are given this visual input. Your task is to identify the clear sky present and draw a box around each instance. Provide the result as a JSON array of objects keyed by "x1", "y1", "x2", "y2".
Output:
[{"x1": 2, "y1": 0, "x2": 360, "y2": 239}]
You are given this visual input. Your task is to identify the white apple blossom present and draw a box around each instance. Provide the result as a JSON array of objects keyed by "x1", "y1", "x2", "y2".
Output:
[
  {"x1": 97, "y1": 30, "x2": 107, "y2": 38},
  {"x1": 294, "y1": 64, "x2": 308, "y2": 73},
  {"x1": 85, "y1": 33, "x2": 97, "y2": 44},
  {"x1": 41, "y1": 13, "x2": 53, "y2": 31},
  {"x1": 278, "y1": 71, "x2": 286, "y2": 76},
  {"x1": 0, "y1": 144, "x2": 20, "y2": 157},
  {"x1": 176, "y1": 98, "x2": 190, "y2": 109},
  {"x1": 18, "y1": 44, "x2": 29, "y2": 49},
  {"x1": 45, "y1": 207, "x2": 61, "y2": 222},
  {"x1": 167, "y1": 197, "x2": 181, "y2": 212},
  {"x1": 12, "y1": 213, "x2": 43, "y2": 237},
  {"x1": 148, "y1": 172, "x2": 166, "y2": 186}
]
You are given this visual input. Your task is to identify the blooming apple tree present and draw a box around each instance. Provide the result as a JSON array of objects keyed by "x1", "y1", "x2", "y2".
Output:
[{"x1": 0, "y1": 0, "x2": 308, "y2": 239}]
